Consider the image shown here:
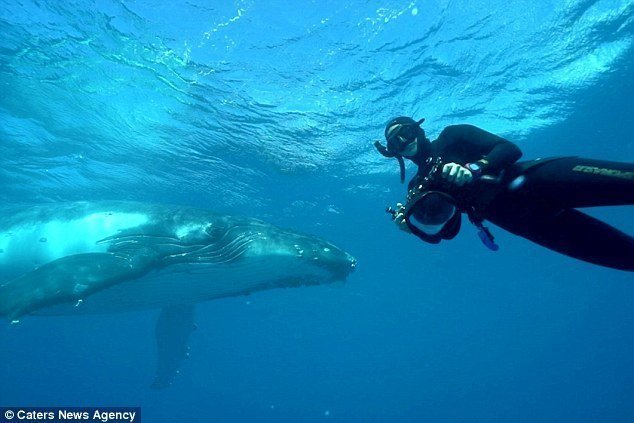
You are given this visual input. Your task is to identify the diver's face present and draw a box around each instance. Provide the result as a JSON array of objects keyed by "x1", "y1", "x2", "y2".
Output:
[
  {"x1": 400, "y1": 138, "x2": 418, "y2": 158},
  {"x1": 386, "y1": 123, "x2": 419, "y2": 158}
]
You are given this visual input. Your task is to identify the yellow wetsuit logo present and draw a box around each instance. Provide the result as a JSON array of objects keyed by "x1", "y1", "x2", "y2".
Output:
[{"x1": 572, "y1": 165, "x2": 634, "y2": 180}]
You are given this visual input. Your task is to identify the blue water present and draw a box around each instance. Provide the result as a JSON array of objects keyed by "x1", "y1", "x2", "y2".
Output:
[{"x1": 1, "y1": 0, "x2": 633, "y2": 421}]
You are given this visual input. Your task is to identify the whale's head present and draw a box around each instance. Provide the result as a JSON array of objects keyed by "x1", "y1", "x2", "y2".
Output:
[
  {"x1": 166, "y1": 213, "x2": 356, "y2": 290},
  {"x1": 246, "y1": 227, "x2": 357, "y2": 285}
]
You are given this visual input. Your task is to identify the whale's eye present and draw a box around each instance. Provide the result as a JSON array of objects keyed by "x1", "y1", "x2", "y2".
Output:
[{"x1": 204, "y1": 224, "x2": 224, "y2": 239}]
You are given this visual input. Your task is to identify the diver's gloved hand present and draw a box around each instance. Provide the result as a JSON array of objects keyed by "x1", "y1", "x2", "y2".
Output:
[
  {"x1": 392, "y1": 203, "x2": 412, "y2": 233},
  {"x1": 442, "y1": 162, "x2": 473, "y2": 186}
]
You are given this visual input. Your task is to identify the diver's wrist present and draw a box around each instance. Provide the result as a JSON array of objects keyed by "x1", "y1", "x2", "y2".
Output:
[{"x1": 466, "y1": 162, "x2": 483, "y2": 178}]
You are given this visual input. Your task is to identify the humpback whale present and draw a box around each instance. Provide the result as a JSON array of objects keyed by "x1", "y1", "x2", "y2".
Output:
[{"x1": 0, "y1": 201, "x2": 356, "y2": 387}]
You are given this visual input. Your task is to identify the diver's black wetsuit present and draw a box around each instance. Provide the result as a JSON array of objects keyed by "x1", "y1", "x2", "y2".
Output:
[{"x1": 410, "y1": 124, "x2": 634, "y2": 271}]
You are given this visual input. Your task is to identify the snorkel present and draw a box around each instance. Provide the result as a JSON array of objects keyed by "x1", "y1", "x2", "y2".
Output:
[{"x1": 374, "y1": 141, "x2": 407, "y2": 183}]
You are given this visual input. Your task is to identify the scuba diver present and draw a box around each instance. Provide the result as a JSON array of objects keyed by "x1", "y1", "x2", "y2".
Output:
[{"x1": 375, "y1": 116, "x2": 634, "y2": 272}]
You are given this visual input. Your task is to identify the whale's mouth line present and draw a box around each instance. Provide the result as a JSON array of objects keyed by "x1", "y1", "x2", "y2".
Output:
[
  {"x1": 98, "y1": 228, "x2": 266, "y2": 266},
  {"x1": 166, "y1": 233, "x2": 257, "y2": 264},
  {"x1": 97, "y1": 234, "x2": 180, "y2": 244}
]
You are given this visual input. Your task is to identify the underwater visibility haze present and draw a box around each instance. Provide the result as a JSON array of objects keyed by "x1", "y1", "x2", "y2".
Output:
[{"x1": 1, "y1": 0, "x2": 633, "y2": 422}]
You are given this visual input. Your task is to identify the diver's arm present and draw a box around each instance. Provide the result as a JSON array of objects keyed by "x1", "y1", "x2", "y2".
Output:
[{"x1": 439, "y1": 124, "x2": 522, "y2": 173}]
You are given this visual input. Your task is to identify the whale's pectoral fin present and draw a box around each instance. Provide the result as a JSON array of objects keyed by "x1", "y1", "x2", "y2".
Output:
[
  {"x1": 152, "y1": 304, "x2": 197, "y2": 389},
  {"x1": 0, "y1": 252, "x2": 156, "y2": 320}
]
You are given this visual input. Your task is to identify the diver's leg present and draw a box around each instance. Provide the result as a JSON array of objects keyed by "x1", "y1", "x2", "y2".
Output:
[
  {"x1": 523, "y1": 157, "x2": 634, "y2": 208},
  {"x1": 512, "y1": 208, "x2": 634, "y2": 271}
]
